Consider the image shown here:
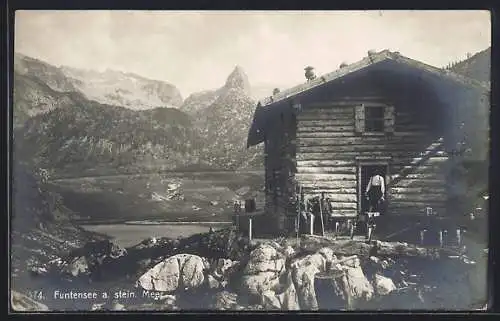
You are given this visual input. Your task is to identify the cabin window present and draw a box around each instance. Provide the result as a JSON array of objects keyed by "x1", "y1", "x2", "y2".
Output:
[
  {"x1": 355, "y1": 104, "x2": 395, "y2": 134},
  {"x1": 365, "y1": 106, "x2": 385, "y2": 132}
]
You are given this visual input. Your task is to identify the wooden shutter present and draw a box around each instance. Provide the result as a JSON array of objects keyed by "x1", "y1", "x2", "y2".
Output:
[
  {"x1": 355, "y1": 104, "x2": 365, "y2": 134},
  {"x1": 384, "y1": 105, "x2": 395, "y2": 134}
]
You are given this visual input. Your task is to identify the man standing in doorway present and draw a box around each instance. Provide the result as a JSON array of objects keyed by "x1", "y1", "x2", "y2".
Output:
[{"x1": 365, "y1": 169, "x2": 385, "y2": 212}]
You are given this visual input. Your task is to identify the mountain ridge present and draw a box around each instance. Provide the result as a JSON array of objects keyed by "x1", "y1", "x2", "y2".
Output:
[
  {"x1": 14, "y1": 52, "x2": 184, "y2": 111},
  {"x1": 14, "y1": 54, "x2": 263, "y2": 176}
]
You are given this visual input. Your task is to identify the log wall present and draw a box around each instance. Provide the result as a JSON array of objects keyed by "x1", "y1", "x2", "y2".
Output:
[{"x1": 295, "y1": 98, "x2": 449, "y2": 218}]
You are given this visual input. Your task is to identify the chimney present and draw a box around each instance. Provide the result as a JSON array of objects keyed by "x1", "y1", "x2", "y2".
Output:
[
  {"x1": 304, "y1": 66, "x2": 316, "y2": 82},
  {"x1": 367, "y1": 50, "x2": 377, "y2": 63}
]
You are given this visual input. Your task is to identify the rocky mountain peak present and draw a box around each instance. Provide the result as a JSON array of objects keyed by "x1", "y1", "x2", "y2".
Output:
[{"x1": 223, "y1": 65, "x2": 251, "y2": 94}]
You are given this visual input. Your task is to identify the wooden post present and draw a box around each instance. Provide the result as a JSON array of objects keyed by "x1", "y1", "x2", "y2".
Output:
[
  {"x1": 420, "y1": 229, "x2": 426, "y2": 245},
  {"x1": 349, "y1": 219, "x2": 355, "y2": 239},
  {"x1": 319, "y1": 197, "x2": 325, "y2": 237},
  {"x1": 295, "y1": 217, "x2": 299, "y2": 246},
  {"x1": 249, "y1": 218, "x2": 253, "y2": 241},
  {"x1": 236, "y1": 202, "x2": 240, "y2": 231},
  {"x1": 234, "y1": 201, "x2": 241, "y2": 231},
  {"x1": 456, "y1": 228, "x2": 462, "y2": 246},
  {"x1": 439, "y1": 229, "x2": 446, "y2": 247},
  {"x1": 367, "y1": 226, "x2": 373, "y2": 242},
  {"x1": 310, "y1": 214, "x2": 314, "y2": 235},
  {"x1": 296, "y1": 185, "x2": 302, "y2": 241}
]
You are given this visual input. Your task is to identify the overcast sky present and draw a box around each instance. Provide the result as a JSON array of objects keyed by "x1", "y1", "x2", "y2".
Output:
[{"x1": 15, "y1": 10, "x2": 491, "y2": 97}]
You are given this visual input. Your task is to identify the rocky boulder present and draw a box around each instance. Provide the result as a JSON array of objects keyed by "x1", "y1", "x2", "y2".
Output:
[
  {"x1": 11, "y1": 291, "x2": 49, "y2": 311},
  {"x1": 274, "y1": 271, "x2": 300, "y2": 310},
  {"x1": 261, "y1": 290, "x2": 282, "y2": 310},
  {"x1": 315, "y1": 254, "x2": 375, "y2": 310},
  {"x1": 62, "y1": 255, "x2": 91, "y2": 277},
  {"x1": 373, "y1": 274, "x2": 397, "y2": 296},
  {"x1": 211, "y1": 291, "x2": 240, "y2": 310},
  {"x1": 240, "y1": 272, "x2": 282, "y2": 300},
  {"x1": 290, "y1": 252, "x2": 329, "y2": 310},
  {"x1": 70, "y1": 239, "x2": 127, "y2": 260},
  {"x1": 246, "y1": 246, "x2": 334, "y2": 310},
  {"x1": 240, "y1": 243, "x2": 287, "y2": 299},
  {"x1": 335, "y1": 259, "x2": 374, "y2": 305},
  {"x1": 178, "y1": 227, "x2": 250, "y2": 261},
  {"x1": 59, "y1": 240, "x2": 128, "y2": 279},
  {"x1": 27, "y1": 257, "x2": 51, "y2": 277},
  {"x1": 243, "y1": 243, "x2": 286, "y2": 275},
  {"x1": 124, "y1": 294, "x2": 179, "y2": 311},
  {"x1": 137, "y1": 254, "x2": 209, "y2": 292},
  {"x1": 207, "y1": 258, "x2": 240, "y2": 290}
]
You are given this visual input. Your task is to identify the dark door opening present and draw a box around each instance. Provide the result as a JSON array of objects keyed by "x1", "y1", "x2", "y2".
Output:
[{"x1": 359, "y1": 164, "x2": 388, "y2": 214}]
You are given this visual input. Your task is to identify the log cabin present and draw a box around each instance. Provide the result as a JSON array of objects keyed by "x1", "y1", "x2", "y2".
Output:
[{"x1": 246, "y1": 50, "x2": 490, "y2": 235}]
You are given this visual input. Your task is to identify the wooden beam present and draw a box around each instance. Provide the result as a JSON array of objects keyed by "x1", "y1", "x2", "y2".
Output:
[
  {"x1": 390, "y1": 194, "x2": 447, "y2": 202},
  {"x1": 300, "y1": 193, "x2": 357, "y2": 203},
  {"x1": 297, "y1": 166, "x2": 357, "y2": 174},
  {"x1": 298, "y1": 181, "x2": 357, "y2": 189},
  {"x1": 390, "y1": 187, "x2": 447, "y2": 194},
  {"x1": 298, "y1": 144, "x2": 423, "y2": 153},
  {"x1": 298, "y1": 119, "x2": 355, "y2": 127},
  {"x1": 297, "y1": 132, "x2": 358, "y2": 138},
  {"x1": 328, "y1": 202, "x2": 358, "y2": 210},
  {"x1": 297, "y1": 140, "x2": 428, "y2": 148},
  {"x1": 391, "y1": 179, "x2": 445, "y2": 188},
  {"x1": 297, "y1": 126, "x2": 354, "y2": 133},
  {"x1": 297, "y1": 160, "x2": 356, "y2": 167},
  {"x1": 389, "y1": 201, "x2": 445, "y2": 207},
  {"x1": 297, "y1": 136, "x2": 419, "y2": 145},
  {"x1": 296, "y1": 173, "x2": 356, "y2": 181},
  {"x1": 296, "y1": 151, "x2": 423, "y2": 161},
  {"x1": 300, "y1": 187, "x2": 357, "y2": 194},
  {"x1": 355, "y1": 156, "x2": 392, "y2": 162},
  {"x1": 397, "y1": 173, "x2": 446, "y2": 180},
  {"x1": 307, "y1": 100, "x2": 388, "y2": 108},
  {"x1": 297, "y1": 113, "x2": 354, "y2": 121},
  {"x1": 329, "y1": 209, "x2": 358, "y2": 216}
]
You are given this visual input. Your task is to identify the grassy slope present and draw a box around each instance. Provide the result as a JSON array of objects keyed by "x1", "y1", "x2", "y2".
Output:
[
  {"x1": 16, "y1": 97, "x2": 205, "y2": 177},
  {"x1": 450, "y1": 47, "x2": 491, "y2": 84},
  {"x1": 49, "y1": 171, "x2": 264, "y2": 223},
  {"x1": 10, "y1": 163, "x2": 106, "y2": 292},
  {"x1": 450, "y1": 47, "x2": 490, "y2": 210}
]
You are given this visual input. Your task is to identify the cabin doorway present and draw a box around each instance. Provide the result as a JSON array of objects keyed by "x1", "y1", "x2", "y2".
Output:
[{"x1": 358, "y1": 164, "x2": 388, "y2": 214}]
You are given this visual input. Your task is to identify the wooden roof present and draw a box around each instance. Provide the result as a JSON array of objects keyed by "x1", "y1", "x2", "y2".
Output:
[{"x1": 257, "y1": 50, "x2": 490, "y2": 107}]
